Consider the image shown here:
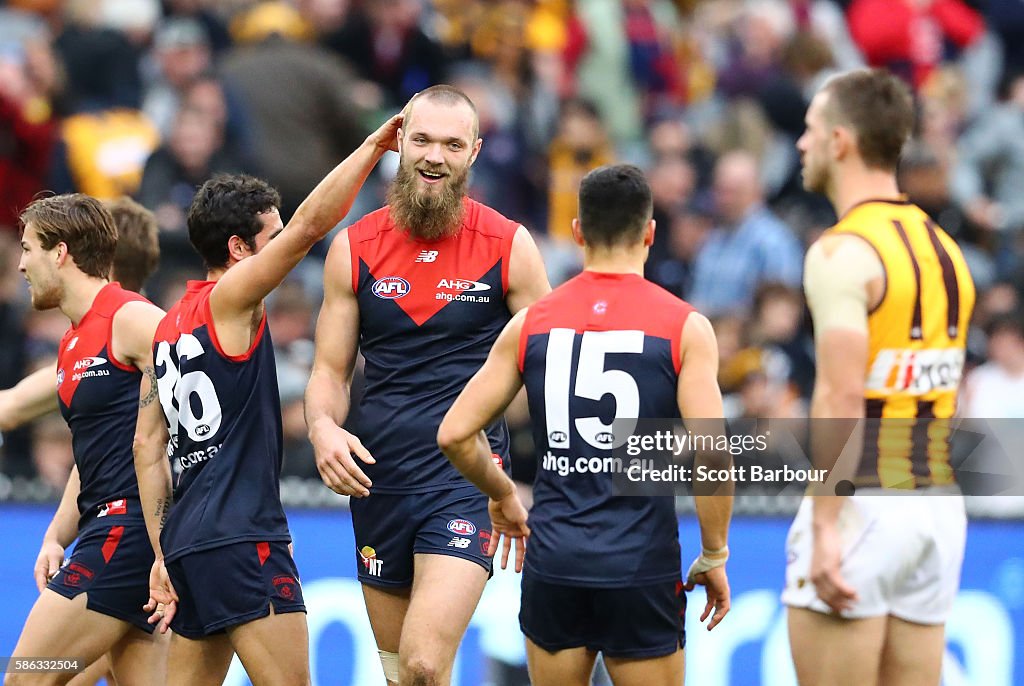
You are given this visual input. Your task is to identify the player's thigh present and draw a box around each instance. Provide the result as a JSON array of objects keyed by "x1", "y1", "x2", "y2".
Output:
[
  {"x1": 7, "y1": 591, "x2": 129, "y2": 686},
  {"x1": 228, "y1": 605, "x2": 310, "y2": 686},
  {"x1": 362, "y1": 583, "x2": 411, "y2": 653},
  {"x1": 525, "y1": 640, "x2": 596, "y2": 686},
  {"x1": 603, "y1": 649, "x2": 685, "y2": 686},
  {"x1": 165, "y1": 633, "x2": 234, "y2": 686},
  {"x1": 878, "y1": 616, "x2": 945, "y2": 686},
  {"x1": 398, "y1": 553, "x2": 488, "y2": 672},
  {"x1": 107, "y1": 626, "x2": 169, "y2": 686},
  {"x1": 787, "y1": 607, "x2": 886, "y2": 686}
]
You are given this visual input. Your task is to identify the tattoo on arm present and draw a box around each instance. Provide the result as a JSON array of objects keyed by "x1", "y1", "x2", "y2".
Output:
[
  {"x1": 155, "y1": 496, "x2": 171, "y2": 531},
  {"x1": 139, "y1": 366, "x2": 158, "y2": 408}
]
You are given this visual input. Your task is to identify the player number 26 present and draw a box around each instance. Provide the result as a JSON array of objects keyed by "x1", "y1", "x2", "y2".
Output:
[{"x1": 155, "y1": 335, "x2": 224, "y2": 442}]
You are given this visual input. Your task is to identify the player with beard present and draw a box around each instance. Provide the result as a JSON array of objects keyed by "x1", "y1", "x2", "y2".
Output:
[
  {"x1": 304, "y1": 85, "x2": 550, "y2": 686},
  {"x1": 7, "y1": 195, "x2": 167, "y2": 686}
]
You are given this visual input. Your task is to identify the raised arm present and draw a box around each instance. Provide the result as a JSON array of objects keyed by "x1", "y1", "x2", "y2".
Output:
[
  {"x1": 676, "y1": 312, "x2": 731, "y2": 630},
  {"x1": 437, "y1": 310, "x2": 530, "y2": 570},
  {"x1": 505, "y1": 226, "x2": 551, "y2": 314},
  {"x1": 303, "y1": 231, "x2": 374, "y2": 497},
  {"x1": 210, "y1": 114, "x2": 403, "y2": 320},
  {"x1": 0, "y1": 364, "x2": 59, "y2": 432}
]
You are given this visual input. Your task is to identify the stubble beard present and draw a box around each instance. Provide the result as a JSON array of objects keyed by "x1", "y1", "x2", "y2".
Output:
[{"x1": 387, "y1": 159, "x2": 469, "y2": 241}]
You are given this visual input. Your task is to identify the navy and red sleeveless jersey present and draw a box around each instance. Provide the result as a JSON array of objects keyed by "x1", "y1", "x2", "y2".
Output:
[
  {"x1": 349, "y1": 197, "x2": 518, "y2": 493},
  {"x1": 153, "y1": 281, "x2": 290, "y2": 562},
  {"x1": 518, "y1": 272, "x2": 694, "y2": 586},
  {"x1": 57, "y1": 282, "x2": 149, "y2": 527}
]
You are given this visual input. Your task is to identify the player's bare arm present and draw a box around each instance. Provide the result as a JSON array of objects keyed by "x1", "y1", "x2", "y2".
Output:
[
  {"x1": 438, "y1": 309, "x2": 530, "y2": 571},
  {"x1": 803, "y1": 234, "x2": 877, "y2": 613},
  {"x1": 209, "y1": 113, "x2": 404, "y2": 355},
  {"x1": 34, "y1": 465, "x2": 81, "y2": 592},
  {"x1": 304, "y1": 230, "x2": 375, "y2": 498},
  {"x1": 676, "y1": 312, "x2": 732, "y2": 630},
  {"x1": 113, "y1": 298, "x2": 177, "y2": 632},
  {"x1": 505, "y1": 226, "x2": 551, "y2": 314},
  {"x1": 0, "y1": 364, "x2": 59, "y2": 432},
  {"x1": 132, "y1": 348, "x2": 176, "y2": 635}
]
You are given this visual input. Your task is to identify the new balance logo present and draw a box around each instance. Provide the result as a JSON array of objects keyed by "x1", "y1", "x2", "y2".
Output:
[{"x1": 416, "y1": 250, "x2": 439, "y2": 263}]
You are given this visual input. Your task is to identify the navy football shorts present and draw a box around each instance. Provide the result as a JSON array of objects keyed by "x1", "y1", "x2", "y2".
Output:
[
  {"x1": 519, "y1": 572, "x2": 686, "y2": 659},
  {"x1": 48, "y1": 514, "x2": 155, "y2": 634},
  {"x1": 165, "y1": 541, "x2": 305, "y2": 639},
  {"x1": 350, "y1": 486, "x2": 493, "y2": 587}
]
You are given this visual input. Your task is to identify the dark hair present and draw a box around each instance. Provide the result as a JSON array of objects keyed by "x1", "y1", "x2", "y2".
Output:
[
  {"x1": 577, "y1": 165, "x2": 653, "y2": 248},
  {"x1": 404, "y1": 84, "x2": 479, "y2": 139},
  {"x1": 187, "y1": 174, "x2": 281, "y2": 270},
  {"x1": 105, "y1": 197, "x2": 160, "y2": 292},
  {"x1": 823, "y1": 68, "x2": 914, "y2": 171},
  {"x1": 20, "y1": 194, "x2": 117, "y2": 279}
]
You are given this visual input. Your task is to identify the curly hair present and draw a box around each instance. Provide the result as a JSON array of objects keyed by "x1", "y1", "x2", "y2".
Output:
[{"x1": 187, "y1": 174, "x2": 281, "y2": 270}]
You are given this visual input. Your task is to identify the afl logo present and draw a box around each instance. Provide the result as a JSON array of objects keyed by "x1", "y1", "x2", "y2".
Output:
[
  {"x1": 195, "y1": 424, "x2": 211, "y2": 437},
  {"x1": 549, "y1": 431, "x2": 568, "y2": 443},
  {"x1": 595, "y1": 432, "x2": 615, "y2": 445},
  {"x1": 447, "y1": 519, "x2": 477, "y2": 536},
  {"x1": 56, "y1": 369, "x2": 65, "y2": 386},
  {"x1": 373, "y1": 277, "x2": 410, "y2": 299}
]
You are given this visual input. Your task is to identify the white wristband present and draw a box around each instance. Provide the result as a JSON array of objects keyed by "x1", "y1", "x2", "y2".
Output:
[{"x1": 686, "y1": 545, "x2": 729, "y2": 584}]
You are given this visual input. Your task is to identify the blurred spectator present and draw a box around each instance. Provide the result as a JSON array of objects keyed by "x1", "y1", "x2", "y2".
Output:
[
  {"x1": 546, "y1": 98, "x2": 614, "y2": 240},
  {"x1": 846, "y1": 0, "x2": 985, "y2": 89},
  {"x1": 0, "y1": 33, "x2": 59, "y2": 234},
  {"x1": 30, "y1": 413, "x2": 73, "y2": 493},
  {"x1": 220, "y1": 1, "x2": 370, "y2": 221},
  {"x1": 746, "y1": 282, "x2": 814, "y2": 399},
  {"x1": 951, "y1": 70, "x2": 1024, "y2": 235},
  {"x1": 646, "y1": 200, "x2": 713, "y2": 299},
  {"x1": 163, "y1": 0, "x2": 232, "y2": 53},
  {"x1": 645, "y1": 152, "x2": 696, "y2": 264},
  {"x1": 323, "y1": 0, "x2": 447, "y2": 109},
  {"x1": 137, "y1": 105, "x2": 246, "y2": 233},
  {"x1": 899, "y1": 141, "x2": 996, "y2": 289},
  {"x1": 571, "y1": 0, "x2": 683, "y2": 143},
  {"x1": 137, "y1": 103, "x2": 243, "y2": 295},
  {"x1": 142, "y1": 17, "x2": 212, "y2": 138},
  {"x1": 269, "y1": 282, "x2": 316, "y2": 478},
  {"x1": 49, "y1": 0, "x2": 160, "y2": 199},
  {"x1": 180, "y1": 73, "x2": 259, "y2": 172},
  {"x1": 688, "y1": 150, "x2": 802, "y2": 316},
  {"x1": 543, "y1": 97, "x2": 614, "y2": 283},
  {"x1": 961, "y1": 313, "x2": 1024, "y2": 417}
]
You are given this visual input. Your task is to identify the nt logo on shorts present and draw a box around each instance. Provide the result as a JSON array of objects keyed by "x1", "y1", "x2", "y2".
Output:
[{"x1": 359, "y1": 545, "x2": 383, "y2": 576}]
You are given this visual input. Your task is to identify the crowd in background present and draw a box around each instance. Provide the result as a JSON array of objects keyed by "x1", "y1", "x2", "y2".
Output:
[{"x1": 3, "y1": 0, "x2": 1024, "y2": 495}]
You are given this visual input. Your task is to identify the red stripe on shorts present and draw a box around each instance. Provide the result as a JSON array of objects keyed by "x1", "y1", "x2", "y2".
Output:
[
  {"x1": 257, "y1": 542, "x2": 271, "y2": 566},
  {"x1": 101, "y1": 526, "x2": 125, "y2": 563}
]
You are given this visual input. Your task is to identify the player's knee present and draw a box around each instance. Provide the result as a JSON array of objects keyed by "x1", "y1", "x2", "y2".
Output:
[{"x1": 400, "y1": 654, "x2": 442, "y2": 686}]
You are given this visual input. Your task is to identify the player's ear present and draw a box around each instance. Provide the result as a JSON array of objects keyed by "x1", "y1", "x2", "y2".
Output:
[
  {"x1": 644, "y1": 218, "x2": 656, "y2": 247},
  {"x1": 397, "y1": 128, "x2": 404, "y2": 155},
  {"x1": 469, "y1": 137, "x2": 482, "y2": 166},
  {"x1": 832, "y1": 124, "x2": 852, "y2": 161},
  {"x1": 570, "y1": 218, "x2": 585, "y2": 247},
  {"x1": 53, "y1": 241, "x2": 69, "y2": 267},
  {"x1": 226, "y1": 235, "x2": 250, "y2": 262}
]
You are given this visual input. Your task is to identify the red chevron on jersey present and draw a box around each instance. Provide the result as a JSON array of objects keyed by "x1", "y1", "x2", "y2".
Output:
[{"x1": 349, "y1": 197, "x2": 518, "y2": 327}]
